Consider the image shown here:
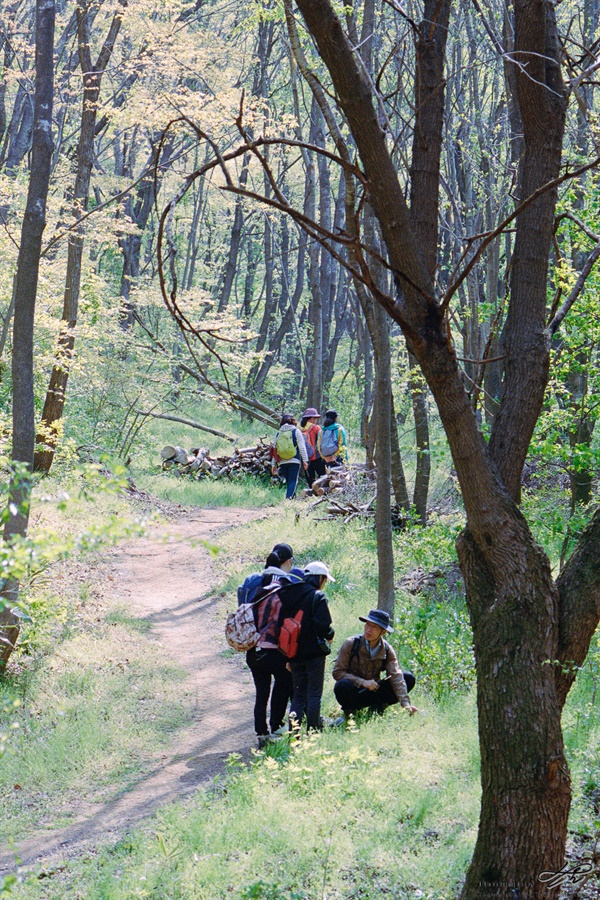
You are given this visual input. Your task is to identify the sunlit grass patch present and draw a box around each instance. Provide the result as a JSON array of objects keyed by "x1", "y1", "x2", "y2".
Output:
[
  {"x1": 16, "y1": 692, "x2": 479, "y2": 900},
  {"x1": 135, "y1": 471, "x2": 281, "y2": 508},
  {"x1": 0, "y1": 617, "x2": 191, "y2": 843},
  {"x1": 105, "y1": 606, "x2": 153, "y2": 634}
]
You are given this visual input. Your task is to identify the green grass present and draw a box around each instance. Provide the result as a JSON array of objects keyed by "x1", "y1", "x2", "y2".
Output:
[
  {"x1": 0, "y1": 607, "x2": 191, "y2": 843},
  {"x1": 104, "y1": 607, "x2": 154, "y2": 634},
  {"x1": 135, "y1": 471, "x2": 282, "y2": 508},
  {"x1": 3, "y1": 471, "x2": 600, "y2": 899},
  {"x1": 8, "y1": 694, "x2": 481, "y2": 899}
]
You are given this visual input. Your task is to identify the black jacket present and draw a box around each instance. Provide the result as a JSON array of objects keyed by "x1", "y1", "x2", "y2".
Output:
[{"x1": 279, "y1": 579, "x2": 334, "y2": 660}]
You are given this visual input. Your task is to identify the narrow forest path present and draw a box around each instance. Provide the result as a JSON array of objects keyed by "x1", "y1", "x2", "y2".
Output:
[{"x1": 0, "y1": 507, "x2": 262, "y2": 874}]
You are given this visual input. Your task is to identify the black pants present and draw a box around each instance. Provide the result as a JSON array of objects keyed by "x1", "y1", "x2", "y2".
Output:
[
  {"x1": 306, "y1": 458, "x2": 326, "y2": 486},
  {"x1": 289, "y1": 654, "x2": 327, "y2": 730},
  {"x1": 334, "y1": 672, "x2": 415, "y2": 714},
  {"x1": 247, "y1": 647, "x2": 293, "y2": 735}
]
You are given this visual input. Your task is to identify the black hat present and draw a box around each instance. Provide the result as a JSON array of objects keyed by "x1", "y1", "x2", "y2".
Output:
[
  {"x1": 272, "y1": 543, "x2": 294, "y2": 564},
  {"x1": 359, "y1": 609, "x2": 394, "y2": 633}
]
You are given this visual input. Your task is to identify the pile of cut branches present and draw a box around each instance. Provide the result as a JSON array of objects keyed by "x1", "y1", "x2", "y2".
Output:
[
  {"x1": 304, "y1": 464, "x2": 377, "y2": 523},
  {"x1": 160, "y1": 441, "x2": 272, "y2": 479}
]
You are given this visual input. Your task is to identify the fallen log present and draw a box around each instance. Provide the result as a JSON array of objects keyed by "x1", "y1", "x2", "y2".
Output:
[
  {"x1": 138, "y1": 410, "x2": 236, "y2": 442},
  {"x1": 161, "y1": 445, "x2": 190, "y2": 465}
]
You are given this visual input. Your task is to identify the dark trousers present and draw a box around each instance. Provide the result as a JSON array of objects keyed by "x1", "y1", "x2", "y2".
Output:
[
  {"x1": 280, "y1": 462, "x2": 301, "y2": 499},
  {"x1": 334, "y1": 672, "x2": 415, "y2": 714},
  {"x1": 306, "y1": 457, "x2": 326, "y2": 486},
  {"x1": 247, "y1": 648, "x2": 293, "y2": 735},
  {"x1": 289, "y1": 655, "x2": 326, "y2": 730}
]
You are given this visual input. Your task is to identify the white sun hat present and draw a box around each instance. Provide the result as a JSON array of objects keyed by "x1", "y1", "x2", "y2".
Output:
[{"x1": 304, "y1": 561, "x2": 336, "y2": 583}]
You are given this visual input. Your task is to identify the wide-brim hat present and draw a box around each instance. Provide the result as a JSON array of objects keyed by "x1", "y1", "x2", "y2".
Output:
[
  {"x1": 359, "y1": 609, "x2": 394, "y2": 633},
  {"x1": 303, "y1": 407, "x2": 321, "y2": 418},
  {"x1": 304, "y1": 560, "x2": 335, "y2": 582}
]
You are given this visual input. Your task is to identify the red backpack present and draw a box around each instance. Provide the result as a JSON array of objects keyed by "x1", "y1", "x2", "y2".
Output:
[{"x1": 278, "y1": 609, "x2": 304, "y2": 659}]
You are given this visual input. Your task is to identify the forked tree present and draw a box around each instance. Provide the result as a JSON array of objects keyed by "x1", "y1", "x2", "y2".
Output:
[{"x1": 288, "y1": 0, "x2": 600, "y2": 896}]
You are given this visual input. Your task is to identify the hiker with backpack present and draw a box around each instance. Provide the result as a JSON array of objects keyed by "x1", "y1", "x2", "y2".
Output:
[
  {"x1": 332, "y1": 610, "x2": 418, "y2": 718},
  {"x1": 271, "y1": 414, "x2": 309, "y2": 499},
  {"x1": 237, "y1": 542, "x2": 304, "y2": 607},
  {"x1": 300, "y1": 407, "x2": 326, "y2": 487},
  {"x1": 244, "y1": 545, "x2": 303, "y2": 746},
  {"x1": 318, "y1": 409, "x2": 348, "y2": 467},
  {"x1": 280, "y1": 561, "x2": 335, "y2": 732}
]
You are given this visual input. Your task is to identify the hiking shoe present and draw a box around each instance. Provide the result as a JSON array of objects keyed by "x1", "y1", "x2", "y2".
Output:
[
  {"x1": 321, "y1": 716, "x2": 345, "y2": 728},
  {"x1": 329, "y1": 716, "x2": 347, "y2": 728},
  {"x1": 266, "y1": 733, "x2": 282, "y2": 744},
  {"x1": 257, "y1": 734, "x2": 269, "y2": 749}
]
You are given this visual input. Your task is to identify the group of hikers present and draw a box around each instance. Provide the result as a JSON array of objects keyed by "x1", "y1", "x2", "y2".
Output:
[
  {"x1": 236, "y1": 542, "x2": 418, "y2": 746},
  {"x1": 270, "y1": 408, "x2": 348, "y2": 500}
]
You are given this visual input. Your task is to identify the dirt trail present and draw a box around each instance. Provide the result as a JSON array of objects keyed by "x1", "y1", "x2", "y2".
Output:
[{"x1": 0, "y1": 507, "x2": 261, "y2": 874}]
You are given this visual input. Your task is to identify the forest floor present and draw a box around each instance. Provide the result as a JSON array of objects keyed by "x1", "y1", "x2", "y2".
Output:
[{"x1": 0, "y1": 505, "x2": 262, "y2": 875}]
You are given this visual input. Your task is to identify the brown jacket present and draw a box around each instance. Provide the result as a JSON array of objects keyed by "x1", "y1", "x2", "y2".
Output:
[{"x1": 332, "y1": 635, "x2": 411, "y2": 707}]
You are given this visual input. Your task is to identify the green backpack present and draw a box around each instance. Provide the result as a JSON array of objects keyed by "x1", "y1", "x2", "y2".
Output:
[{"x1": 276, "y1": 429, "x2": 297, "y2": 460}]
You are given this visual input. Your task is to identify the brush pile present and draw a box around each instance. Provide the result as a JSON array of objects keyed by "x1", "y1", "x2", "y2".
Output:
[
  {"x1": 305, "y1": 464, "x2": 377, "y2": 522},
  {"x1": 160, "y1": 444, "x2": 382, "y2": 523},
  {"x1": 160, "y1": 441, "x2": 273, "y2": 479}
]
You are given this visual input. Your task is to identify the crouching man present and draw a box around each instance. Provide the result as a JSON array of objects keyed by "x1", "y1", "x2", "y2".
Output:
[{"x1": 333, "y1": 609, "x2": 418, "y2": 717}]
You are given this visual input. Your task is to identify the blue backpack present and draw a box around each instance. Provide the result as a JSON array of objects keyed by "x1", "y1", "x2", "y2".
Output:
[
  {"x1": 237, "y1": 573, "x2": 263, "y2": 606},
  {"x1": 320, "y1": 425, "x2": 339, "y2": 458},
  {"x1": 238, "y1": 569, "x2": 305, "y2": 606}
]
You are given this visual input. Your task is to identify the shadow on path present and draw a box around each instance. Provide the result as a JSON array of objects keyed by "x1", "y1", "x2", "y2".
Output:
[{"x1": 0, "y1": 508, "x2": 263, "y2": 874}]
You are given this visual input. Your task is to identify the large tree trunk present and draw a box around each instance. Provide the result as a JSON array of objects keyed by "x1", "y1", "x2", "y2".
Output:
[
  {"x1": 1, "y1": 0, "x2": 55, "y2": 671},
  {"x1": 390, "y1": 393, "x2": 410, "y2": 511},
  {"x1": 458, "y1": 528, "x2": 571, "y2": 894},
  {"x1": 216, "y1": 155, "x2": 249, "y2": 313},
  {"x1": 409, "y1": 354, "x2": 430, "y2": 525},
  {"x1": 407, "y1": 0, "x2": 451, "y2": 525},
  {"x1": 293, "y1": 1, "x2": 584, "y2": 894},
  {"x1": 304, "y1": 96, "x2": 323, "y2": 410},
  {"x1": 251, "y1": 233, "x2": 306, "y2": 396},
  {"x1": 487, "y1": 0, "x2": 567, "y2": 504},
  {"x1": 118, "y1": 137, "x2": 173, "y2": 330}
]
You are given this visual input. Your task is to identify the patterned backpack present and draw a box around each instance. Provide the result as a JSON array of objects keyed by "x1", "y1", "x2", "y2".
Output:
[
  {"x1": 225, "y1": 584, "x2": 281, "y2": 652},
  {"x1": 225, "y1": 599, "x2": 261, "y2": 651}
]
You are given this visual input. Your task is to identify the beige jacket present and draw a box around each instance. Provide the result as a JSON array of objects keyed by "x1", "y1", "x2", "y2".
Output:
[{"x1": 332, "y1": 635, "x2": 411, "y2": 707}]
